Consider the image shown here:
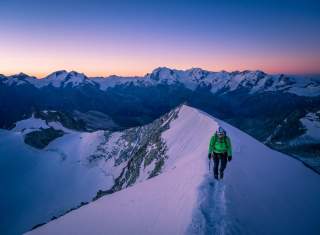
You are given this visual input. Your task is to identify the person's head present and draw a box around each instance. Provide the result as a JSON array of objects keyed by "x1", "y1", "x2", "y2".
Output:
[{"x1": 216, "y1": 127, "x2": 226, "y2": 138}]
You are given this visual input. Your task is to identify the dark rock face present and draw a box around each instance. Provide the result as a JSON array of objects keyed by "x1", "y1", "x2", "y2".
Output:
[
  {"x1": 24, "y1": 128, "x2": 64, "y2": 149},
  {"x1": 94, "y1": 106, "x2": 180, "y2": 200}
]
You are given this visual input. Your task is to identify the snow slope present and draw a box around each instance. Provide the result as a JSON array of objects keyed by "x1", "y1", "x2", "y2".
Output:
[
  {"x1": 189, "y1": 114, "x2": 320, "y2": 235},
  {"x1": 0, "y1": 128, "x2": 112, "y2": 235},
  {"x1": 26, "y1": 106, "x2": 320, "y2": 235},
  {"x1": 299, "y1": 111, "x2": 320, "y2": 143},
  {"x1": 12, "y1": 113, "x2": 75, "y2": 134},
  {"x1": 0, "y1": 109, "x2": 182, "y2": 235},
  {"x1": 25, "y1": 105, "x2": 215, "y2": 235}
]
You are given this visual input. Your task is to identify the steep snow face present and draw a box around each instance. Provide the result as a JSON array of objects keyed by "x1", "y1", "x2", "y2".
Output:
[
  {"x1": 25, "y1": 105, "x2": 320, "y2": 235},
  {"x1": 0, "y1": 107, "x2": 189, "y2": 235},
  {"x1": 25, "y1": 105, "x2": 217, "y2": 235},
  {"x1": 38, "y1": 70, "x2": 69, "y2": 87},
  {"x1": 162, "y1": 105, "x2": 216, "y2": 170}
]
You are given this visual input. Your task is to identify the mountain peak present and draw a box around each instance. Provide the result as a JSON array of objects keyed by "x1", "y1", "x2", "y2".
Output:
[
  {"x1": 41, "y1": 70, "x2": 89, "y2": 88},
  {"x1": 11, "y1": 72, "x2": 32, "y2": 79},
  {"x1": 45, "y1": 70, "x2": 87, "y2": 79},
  {"x1": 45, "y1": 70, "x2": 68, "y2": 79},
  {"x1": 149, "y1": 67, "x2": 209, "y2": 82},
  {"x1": 149, "y1": 67, "x2": 176, "y2": 81},
  {"x1": 186, "y1": 67, "x2": 206, "y2": 73},
  {"x1": 150, "y1": 66, "x2": 174, "y2": 75},
  {"x1": 69, "y1": 70, "x2": 86, "y2": 76}
]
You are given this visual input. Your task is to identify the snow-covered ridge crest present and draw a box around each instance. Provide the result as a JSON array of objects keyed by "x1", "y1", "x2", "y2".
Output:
[
  {"x1": 25, "y1": 104, "x2": 218, "y2": 235},
  {"x1": 1, "y1": 67, "x2": 320, "y2": 96},
  {"x1": 25, "y1": 104, "x2": 320, "y2": 235},
  {"x1": 2, "y1": 105, "x2": 191, "y2": 235}
]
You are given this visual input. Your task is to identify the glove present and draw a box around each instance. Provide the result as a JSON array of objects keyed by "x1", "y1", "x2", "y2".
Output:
[
  {"x1": 228, "y1": 156, "x2": 232, "y2": 162},
  {"x1": 208, "y1": 153, "x2": 211, "y2": 159}
]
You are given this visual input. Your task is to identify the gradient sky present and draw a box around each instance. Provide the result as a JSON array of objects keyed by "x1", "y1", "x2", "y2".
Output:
[{"x1": 0, "y1": 0, "x2": 319, "y2": 77}]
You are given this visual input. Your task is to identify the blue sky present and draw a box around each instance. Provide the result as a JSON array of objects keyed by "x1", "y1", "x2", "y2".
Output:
[{"x1": 1, "y1": 0, "x2": 319, "y2": 76}]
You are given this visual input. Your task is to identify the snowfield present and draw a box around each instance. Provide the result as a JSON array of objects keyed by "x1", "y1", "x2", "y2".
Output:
[
  {"x1": 12, "y1": 113, "x2": 76, "y2": 134},
  {"x1": 300, "y1": 111, "x2": 320, "y2": 142},
  {"x1": 0, "y1": 128, "x2": 110, "y2": 235},
  {"x1": 26, "y1": 106, "x2": 320, "y2": 235}
]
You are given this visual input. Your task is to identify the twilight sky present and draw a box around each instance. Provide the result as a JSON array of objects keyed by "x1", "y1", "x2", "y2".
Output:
[{"x1": 0, "y1": 0, "x2": 319, "y2": 77}]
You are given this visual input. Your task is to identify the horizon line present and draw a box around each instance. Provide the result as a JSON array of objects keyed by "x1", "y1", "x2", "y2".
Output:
[{"x1": 1, "y1": 67, "x2": 320, "y2": 79}]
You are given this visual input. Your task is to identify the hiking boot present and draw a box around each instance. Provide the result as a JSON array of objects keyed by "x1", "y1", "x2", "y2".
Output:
[
  {"x1": 214, "y1": 174, "x2": 219, "y2": 180},
  {"x1": 219, "y1": 171, "x2": 224, "y2": 179}
]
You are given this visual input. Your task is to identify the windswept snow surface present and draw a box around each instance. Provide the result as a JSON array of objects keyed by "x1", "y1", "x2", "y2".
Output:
[
  {"x1": 188, "y1": 113, "x2": 320, "y2": 235},
  {"x1": 25, "y1": 106, "x2": 217, "y2": 235},
  {"x1": 26, "y1": 106, "x2": 320, "y2": 235},
  {"x1": 0, "y1": 129, "x2": 111, "y2": 235}
]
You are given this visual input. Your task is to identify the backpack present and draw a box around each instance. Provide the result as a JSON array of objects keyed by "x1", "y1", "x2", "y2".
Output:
[{"x1": 213, "y1": 133, "x2": 228, "y2": 148}]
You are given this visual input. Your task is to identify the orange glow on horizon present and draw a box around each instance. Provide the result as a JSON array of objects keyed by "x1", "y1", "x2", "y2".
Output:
[
  {"x1": 2, "y1": 63, "x2": 319, "y2": 79},
  {"x1": 1, "y1": 40, "x2": 319, "y2": 78},
  {"x1": 1, "y1": 1, "x2": 319, "y2": 78}
]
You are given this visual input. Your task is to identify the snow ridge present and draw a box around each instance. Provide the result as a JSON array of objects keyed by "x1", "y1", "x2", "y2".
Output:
[{"x1": 18, "y1": 105, "x2": 320, "y2": 235}]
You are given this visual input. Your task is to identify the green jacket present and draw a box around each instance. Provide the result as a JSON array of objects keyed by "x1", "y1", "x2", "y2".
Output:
[{"x1": 208, "y1": 134, "x2": 232, "y2": 157}]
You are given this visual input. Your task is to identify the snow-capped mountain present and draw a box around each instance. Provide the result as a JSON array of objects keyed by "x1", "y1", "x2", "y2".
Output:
[
  {"x1": 144, "y1": 67, "x2": 320, "y2": 97},
  {"x1": 25, "y1": 105, "x2": 320, "y2": 235},
  {"x1": 1, "y1": 72, "x2": 37, "y2": 86},
  {"x1": 1, "y1": 67, "x2": 320, "y2": 96},
  {"x1": 38, "y1": 70, "x2": 97, "y2": 88}
]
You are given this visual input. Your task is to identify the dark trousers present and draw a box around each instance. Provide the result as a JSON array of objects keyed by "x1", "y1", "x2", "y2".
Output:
[{"x1": 213, "y1": 152, "x2": 228, "y2": 176}]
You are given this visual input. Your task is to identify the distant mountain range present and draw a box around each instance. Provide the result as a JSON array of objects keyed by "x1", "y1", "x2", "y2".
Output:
[
  {"x1": 1, "y1": 67, "x2": 319, "y2": 172},
  {"x1": 1, "y1": 67, "x2": 320, "y2": 96}
]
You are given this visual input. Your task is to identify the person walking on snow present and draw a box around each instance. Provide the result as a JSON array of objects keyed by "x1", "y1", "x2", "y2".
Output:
[{"x1": 208, "y1": 127, "x2": 232, "y2": 180}]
